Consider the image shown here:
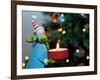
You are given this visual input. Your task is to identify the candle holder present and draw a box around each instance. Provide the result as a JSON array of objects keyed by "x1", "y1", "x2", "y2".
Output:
[{"x1": 48, "y1": 48, "x2": 69, "y2": 60}]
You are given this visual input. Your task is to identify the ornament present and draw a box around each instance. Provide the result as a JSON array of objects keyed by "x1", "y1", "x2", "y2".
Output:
[
  {"x1": 52, "y1": 13, "x2": 59, "y2": 23},
  {"x1": 57, "y1": 28, "x2": 63, "y2": 32},
  {"x1": 62, "y1": 30, "x2": 66, "y2": 34},
  {"x1": 82, "y1": 28, "x2": 86, "y2": 32}
]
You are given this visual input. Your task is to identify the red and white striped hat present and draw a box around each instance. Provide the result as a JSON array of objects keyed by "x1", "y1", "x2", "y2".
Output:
[{"x1": 32, "y1": 20, "x2": 44, "y2": 33}]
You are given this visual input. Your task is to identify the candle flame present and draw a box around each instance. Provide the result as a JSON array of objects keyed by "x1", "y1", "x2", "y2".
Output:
[
  {"x1": 56, "y1": 42, "x2": 59, "y2": 50},
  {"x1": 56, "y1": 39, "x2": 60, "y2": 50}
]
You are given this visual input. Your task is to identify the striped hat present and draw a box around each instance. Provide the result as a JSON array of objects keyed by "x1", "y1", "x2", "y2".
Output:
[{"x1": 32, "y1": 20, "x2": 44, "y2": 33}]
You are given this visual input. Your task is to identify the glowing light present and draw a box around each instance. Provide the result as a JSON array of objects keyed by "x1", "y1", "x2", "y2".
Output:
[
  {"x1": 86, "y1": 56, "x2": 90, "y2": 60},
  {"x1": 53, "y1": 19, "x2": 57, "y2": 23},
  {"x1": 22, "y1": 63, "x2": 25, "y2": 67},
  {"x1": 57, "y1": 28, "x2": 63, "y2": 32},
  {"x1": 60, "y1": 18, "x2": 65, "y2": 22},
  {"x1": 56, "y1": 42, "x2": 59, "y2": 50},
  {"x1": 66, "y1": 59, "x2": 69, "y2": 63},
  {"x1": 82, "y1": 28, "x2": 86, "y2": 32},
  {"x1": 61, "y1": 14, "x2": 64, "y2": 17},
  {"x1": 25, "y1": 56, "x2": 29, "y2": 60},
  {"x1": 62, "y1": 30, "x2": 66, "y2": 34},
  {"x1": 76, "y1": 49, "x2": 79, "y2": 53},
  {"x1": 56, "y1": 39, "x2": 60, "y2": 51}
]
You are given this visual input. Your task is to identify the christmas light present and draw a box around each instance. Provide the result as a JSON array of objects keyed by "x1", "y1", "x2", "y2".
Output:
[
  {"x1": 86, "y1": 56, "x2": 90, "y2": 60},
  {"x1": 61, "y1": 14, "x2": 64, "y2": 17},
  {"x1": 82, "y1": 28, "x2": 86, "y2": 32},
  {"x1": 62, "y1": 30, "x2": 66, "y2": 34},
  {"x1": 53, "y1": 19, "x2": 57, "y2": 23},
  {"x1": 76, "y1": 49, "x2": 79, "y2": 53},
  {"x1": 60, "y1": 18, "x2": 65, "y2": 22},
  {"x1": 22, "y1": 62, "x2": 25, "y2": 67},
  {"x1": 66, "y1": 59, "x2": 69, "y2": 63},
  {"x1": 25, "y1": 56, "x2": 29, "y2": 61},
  {"x1": 57, "y1": 28, "x2": 63, "y2": 32}
]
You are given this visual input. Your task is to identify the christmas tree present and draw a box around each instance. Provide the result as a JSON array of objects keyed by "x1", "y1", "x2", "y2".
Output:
[{"x1": 42, "y1": 12, "x2": 89, "y2": 67}]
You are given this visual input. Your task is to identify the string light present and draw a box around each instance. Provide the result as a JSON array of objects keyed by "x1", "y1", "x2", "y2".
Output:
[
  {"x1": 66, "y1": 59, "x2": 69, "y2": 63},
  {"x1": 61, "y1": 13, "x2": 64, "y2": 17},
  {"x1": 62, "y1": 30, "x2": 66, "y2": 34},
  {"x1": 25, "y1": 56, "x2": 29, "y2": 61},
  {"x1": 60, "y1": 18, "x2": 65, "y2": 22},
  {"x1": 82, "y1": 28, "x2": 86, "y2": 32},
  {"x1": 22, "y1": 62, "x2": 25, "y2": 67},
  {"x1": 76, "y1": 49, "x2": 79, "y2": 53},
  {"x1": 86, "y1": 56, "x2": 90, "y2": 60},
  {"x1": 53, "y1": 19, "x2": 57, "y2": 23},
  {"x1": 57, "y1": 28, "x2": 63, "y2": 32}
]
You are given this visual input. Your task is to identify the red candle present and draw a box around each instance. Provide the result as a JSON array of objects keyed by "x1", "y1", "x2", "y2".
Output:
[{"x1": 48, "y1": 48, "x2": 69, "y2": 60}]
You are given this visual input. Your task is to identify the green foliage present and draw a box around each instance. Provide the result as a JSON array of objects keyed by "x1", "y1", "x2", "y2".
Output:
[{"x1": 43, "y1": 13, "x2": 89, "y2": 49}]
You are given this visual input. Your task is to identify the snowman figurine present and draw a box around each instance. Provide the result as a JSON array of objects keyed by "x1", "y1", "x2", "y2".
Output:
[{"x1": 26, "y1": 19, "x2": 48, "y2": 68}]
